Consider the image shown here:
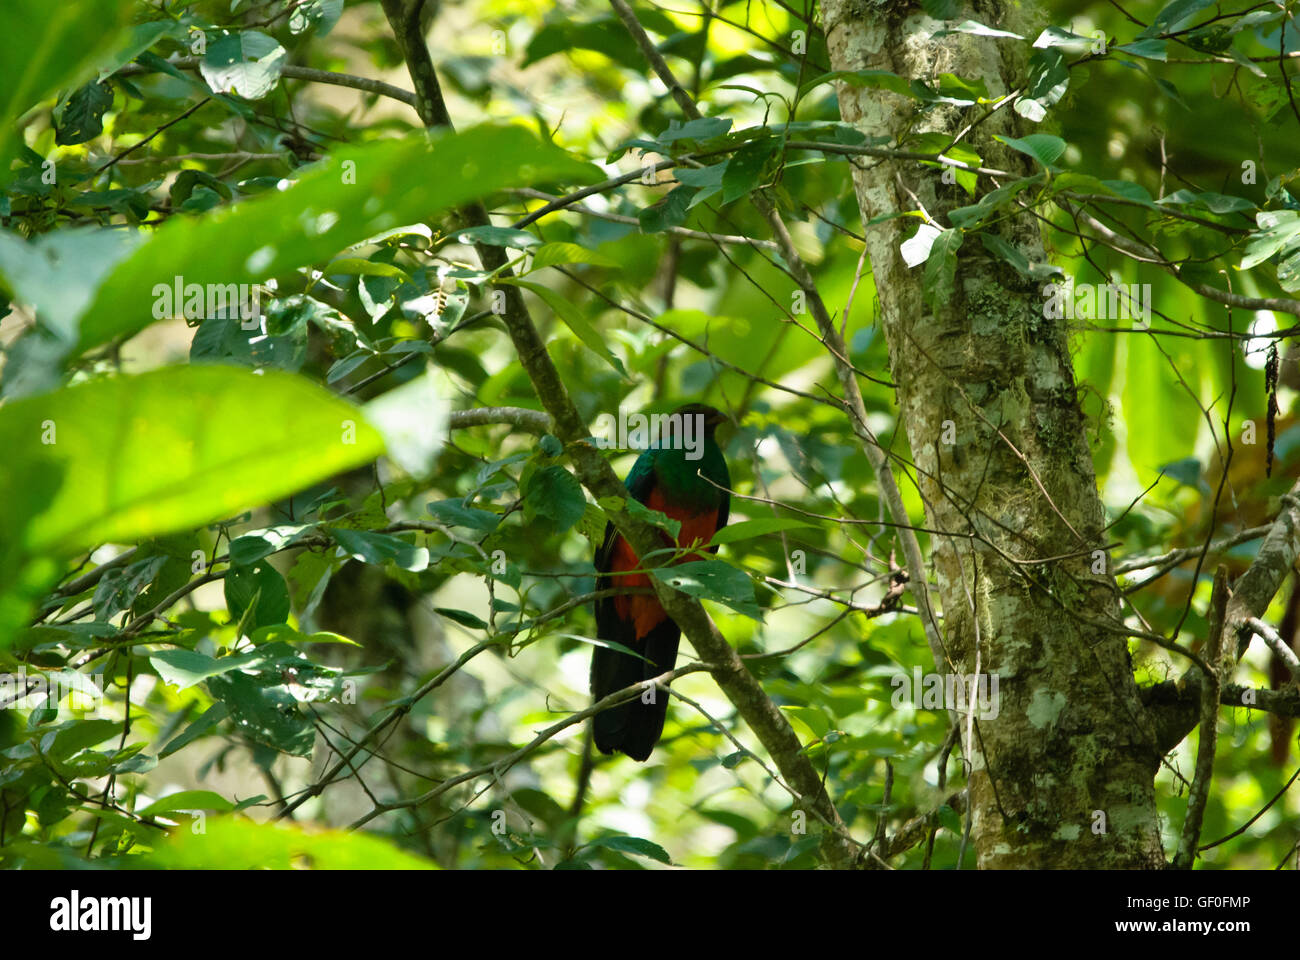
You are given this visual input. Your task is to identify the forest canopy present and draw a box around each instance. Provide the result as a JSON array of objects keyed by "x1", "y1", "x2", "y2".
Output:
[{"x1": 0, "y1": 0, "x2": 1298, "y2": 872}]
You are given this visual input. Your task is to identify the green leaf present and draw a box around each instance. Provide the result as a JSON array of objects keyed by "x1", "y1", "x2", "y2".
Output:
[
  {"x1": 363, "y1": 368, "x2": 450, "y2": 477},
  {"x1": 1241, "y1": 211, "x2": 1300, "y2": 270},
  {"x1": 171, "y1": 170, "x2": 234, "y2": 208},
  {"x1": 782, "y1": 705, "x2": 831, "y2": 739},
  {"x1": 529, "y1": 242, "x2": 621, "y2": 272},
  {"x1": 139, "y1": 790, "x2": 235, "y2": 816},
  {"x1": 560, "y1": 633, "x2": 651, "y2": 662},
  {"x1": 77, "y1": 126, "x2": 597, "y2": 351},
  {"x1": 250, "y1": 624, "x2": 359, "y2": 647},
  {"x1": 0, "y1": 364, "x2": 382, "y2": 570},
  {"x1": 288, "y1": 0, "x2": 344, "y2": 36},
  {"x1": 1115, "y1": 39, "x2": 1168, "y2": 61},
  {"x1": 1156, "y1": 190, "x2": 1254, "y2": 215},
  {"x1": 994, "y1": 133, "x2": 1066, "y2": 168},
  {"x1": 523, "y1": 16, "x2": 653, "y2": 71},
  {"x1": 800, "y1": 70, "x2": 914, "y2": 100},
  {"x1": 627, "y1": 499, "x2": 682, "y2": 540},
  {"x1": 225, "y1": 561, "x2": 291, "y2": 629},
  {"x1": 435, "y1": 608, "x2": 489, "y2": 630},
  {"x1": 206, "y1": 670, "x2": 314, "y2": 756},
  {"x1": 159, "y1": 704, "x2": 229, "y2": 758},
  {"x1": 1032, "y1": 26, "x2": 1096, "y2": 49},
  {"x1": 586, "y1": 835, "x2": 672, "y2": 864},
  {"x1": 200, "y1": 31, "x2": 286, "y2": 100},
  {"x1": 1015, "y1": 48, "x2": 1069, "y2": 122},
  {"x1": 45, "y1": 718, "x2": 121, "y2": 760},
  {"x1": 0, "y1": 227, "x2": 143, "y2": 347},
  {"x1": 637, "y1": 185, "x2": 695, "y2": 234},
  {"x1": 0, "y1": 0, "x2": 133, "y2": 179},
  {"x1": 923, "y1": 228, "x2": 964, "y2": 309},
  {"x1": 1101, "y1": 179, "x2": 1158, "y2": 208},
  {"x1": 980, "y1": 232, "x2": 1061, "y2": 281},
  {"x1": 228, "y1": 525, "x2": 316, "y2": 566},
  {"x1": 55, "y1": 80, "x2": 114, "y2": 145},
  {"x1": 1159, "y1": 456, "x2": 1203, "y2": 490},
  {"x1": 1140, "y1": 0, "x2": 1218, "y2": 38},
  {"x1": 145, "y1": 816, "x2": 437, "y2": 869},
  {"x1": 508, "y1": 279, "x2": 628, "y2": 378},
  {"x1": 150, "y1": 649, "x2": 264, "y2": 691},
  {"x1": 332, "y1": 528, "x2": 429, "y2": 572},
  {"x1": 656, "y1": 117, "x2": 733, "y2": 144},
  {"x1": 937, "y1": 803, "x2": 963, "y2": 833},
  {"x1": 0, "y1": 366, "x2": 384, "y2": 645},
  {"x1": 916, "y1": 73, "x2": 990, "y2": 107},
  {"x1": 448, "y1": 225, "x2": 542, "y2": 249},
  {"x1": 322, "y1": 258, "x2": 414, "y2": 284},
  {"x1": 427, "y1": 499, "x2": 500, "y2": 532},
  {"x1": 948, "y1": 175, "x2": 1041, "y2": 229},
  {"x1": 1013, "y1": 47, "x2": 1066, "y2": 122},
  {"x1": 709, "y1": 518, "x2": 814, "y2": 545},
  {"x1": 696, "y1": 808, "x2": 759, "y2": 838},
  {"x1": 522, "y1": 465, "x2": 587, "y2": 533},
  {"x1": 650, "y1": 559, "x2": 761, "y2": 620},
  {"x1": 92, "y1": 555, "x2": 166, "y2": 620},
  {"x1": 721, "y1": 136, "x2": 778, "y2": 203}
]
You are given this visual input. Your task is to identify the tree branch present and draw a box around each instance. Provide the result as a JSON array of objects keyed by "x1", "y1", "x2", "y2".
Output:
[
  {"x1": 1225, "y1": 481, "x2": 1300, "y2": 658},
  {"x1": 1141, "y1": 677, "x2": 1300, "y2": 754},
  {"x1": 1173, "y1": 565, "x2": 1228, "y2": 869},
  {"x1": 379, "y1": 0, "x2": 859, "y2": 869},
  {"x1": 448, "y1": 406, "x2": 552, "y2": 434},
  {"x1": 116, "y1": 57, "x2": 418, "y2": 108}
]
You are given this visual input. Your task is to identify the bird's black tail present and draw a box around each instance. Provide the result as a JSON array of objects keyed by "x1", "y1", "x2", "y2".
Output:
[{"x1": 590, "y1": 620, "x2": 681, "y2": 761}]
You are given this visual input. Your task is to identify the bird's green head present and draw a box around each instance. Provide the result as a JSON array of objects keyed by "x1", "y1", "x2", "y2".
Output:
[{"x1": 649, "y1": 404, "x2": 731, "y2": 506}]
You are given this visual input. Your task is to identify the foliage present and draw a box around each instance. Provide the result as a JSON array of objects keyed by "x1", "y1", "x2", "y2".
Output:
[{"x1": 0, "y1": 0, "x2": 1297, "y2": 870}]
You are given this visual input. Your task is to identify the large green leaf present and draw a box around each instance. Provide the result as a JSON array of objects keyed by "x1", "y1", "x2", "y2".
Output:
[
  {"x1": 331, "y1": 528, "x2": 429, "y2": 572},
  {"x1": 650, "y1": 559, "x2": 761, "y2": 620},
  {"x1": 0, "y1": 0, "x2": 133, "y2": 180},
  {"x1": 200, "y1": 31, "x2": 286, "y2": 100},
  {"x1": 522, "y1": 464, "x2": 587, "y2": 533},
  {"x1": 75, "y1": 125, "x2": 598, "y2": 351},
  {"x1": 138, "y1": 790, "x2": 235, "y2": 817},
  {"x1": 0, "y1": 366, "x2": 384, "y2": 645},
  {"x1": 508, "y1": 279, "x2": 629, "y2": 377},
  {"x1": 144, "y1": 817, "x2": 438, "y2": 869}
]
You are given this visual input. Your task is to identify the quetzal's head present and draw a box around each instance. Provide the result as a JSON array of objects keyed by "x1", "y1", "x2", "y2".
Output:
[{"x1": 671, "y1": 403, "x2": 729, "y2": 439}]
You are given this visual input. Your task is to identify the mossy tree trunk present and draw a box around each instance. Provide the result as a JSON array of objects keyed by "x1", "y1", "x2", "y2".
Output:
[{"x1": 821, "y1": 0, "x2": 1167, "y2": 868}]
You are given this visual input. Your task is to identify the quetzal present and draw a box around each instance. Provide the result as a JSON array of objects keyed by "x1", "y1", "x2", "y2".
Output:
[{"x1": 591, "y1": 404, "x2": 731, "y2": 761}]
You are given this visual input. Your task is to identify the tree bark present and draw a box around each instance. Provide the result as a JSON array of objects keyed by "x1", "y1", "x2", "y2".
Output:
[{"x1": 822, "y1": 0, "x2": 1166, "y2": 867}]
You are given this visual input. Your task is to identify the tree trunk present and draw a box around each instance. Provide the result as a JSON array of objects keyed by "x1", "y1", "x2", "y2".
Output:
[{"x1": 821, "y1": 0, "x2": 1166, "y2": 868}]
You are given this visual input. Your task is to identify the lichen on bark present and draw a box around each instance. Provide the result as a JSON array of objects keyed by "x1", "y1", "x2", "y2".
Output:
[{"x1": 821, "y1": 0, "x2": 1167, "y2": 867}]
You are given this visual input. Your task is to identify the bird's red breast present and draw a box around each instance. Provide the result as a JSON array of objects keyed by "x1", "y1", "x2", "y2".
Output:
[{"x1": 609, "y1": 486, "x2": 721, "y2": 638}]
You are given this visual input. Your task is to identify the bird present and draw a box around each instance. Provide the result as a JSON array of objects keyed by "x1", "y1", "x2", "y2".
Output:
[{"x1": 590, "y1": 403, "x2": 731, "y2": 761}]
